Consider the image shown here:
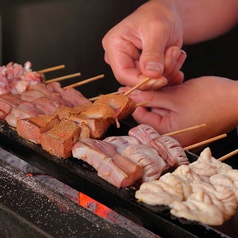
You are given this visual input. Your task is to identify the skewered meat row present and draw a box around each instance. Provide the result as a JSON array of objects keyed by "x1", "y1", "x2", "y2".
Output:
[
  {"x1": 135, "y1": 147, "x2": 238, "y2": 226},
  {"x1": 14, "y1": 91, "x2": 136, "y2": 158},
  {"x1": 0, "y1": 61, "x2": 43, "y2": 95},
  {"x1": 72, "y1": 124, "x2": 189, "y2": 188},
  {"x1": 1, "y1": 82, "x2": 91, "y2": 126}
]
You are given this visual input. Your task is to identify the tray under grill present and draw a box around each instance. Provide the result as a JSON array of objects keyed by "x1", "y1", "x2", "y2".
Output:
[{"x1": 0, "y1": 120, "x2": 234, "y2": 238}]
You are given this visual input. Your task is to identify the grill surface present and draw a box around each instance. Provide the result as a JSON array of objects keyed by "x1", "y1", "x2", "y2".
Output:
[{"x1": 0, "y1": 120, "x2": 235, "y2": 238}]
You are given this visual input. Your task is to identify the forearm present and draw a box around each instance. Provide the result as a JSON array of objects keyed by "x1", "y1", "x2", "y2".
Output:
[{"x1": 151, "y1": 0, "x2": 238, "y2": 44}]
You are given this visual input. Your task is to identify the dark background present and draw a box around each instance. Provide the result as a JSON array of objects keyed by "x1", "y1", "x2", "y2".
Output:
[{"x1": 0, "y1": 0, "x2": 237, "y2": 159}]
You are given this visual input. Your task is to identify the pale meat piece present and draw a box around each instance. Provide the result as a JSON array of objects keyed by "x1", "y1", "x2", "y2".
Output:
[
  {"x1": 171, "y1": 165, "x2": 199, "y2": 200},
  {"x1": 156, "y1": 135, "x2": 189, "y2": 166},
  {"x1": 0, "y1": 93, "x2": 23, "y2": 107},
  {"x1": 122, "y1": 144, "x2": 169, "y2": 182},
  {"x1": 72, "y1": 138, "x2": 143, "y2": 188},
  {"x1": 129, "y1": 124, "x2": 189, "y2": 167},
  {"x1": 5, "y1": 101, "x2": 44, "y2": 127},
  {"x1": 170, "y1": 193, "x2": 224, "y2": 226},
  {"x1": 0, "y1": 94, "x2": 23, "y2": 119},
  {"x1": 93, "y1": 94, "x2": 137, "y2": 120},
  {"x1": 0, "y1": 101, "x2": 11, "y2": 119},
  {"x1": 31, "y1": 97, "x2": 59, "y2": 115},
  {"x1": 189, "y1": 147, "x2": 232, "y2": 179},
  {"x1": 135, "y1": 173, "x2": 184, "y2": 205},
  {"x1": 192, "y1": 179, "x2": 237, "y2": 221},
  {"x1": 16, "y1": 114, "x2": 60, "y2": 144},
  {"x1": 70, "y1": 104, "x2": 116, "y2": 139},
  {"x1": 58, "y1": 87, "x2": 90, "y2": 107},
  {"x1": 40, "y1": 119, "x2": 81, "y2": 158},
  {"x1": 46, "y1": 82, "x2": 90, "y2": 107},
  {"x1": 128, "y1": 124, "x2": 161, "y2": 144},
  {"x1": 103, "y1": 136, "x2": 141, "y2": 154},
  {"x1": 21, "y1": 88, "x2": 48, "y2": 102}
]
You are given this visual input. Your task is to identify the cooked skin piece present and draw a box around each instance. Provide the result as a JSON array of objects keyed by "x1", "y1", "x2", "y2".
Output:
[
  {"x1": 192, "y1": 179, "x2": 237, "y2": 221},
  {"x1": 5, "y1": 101, "x2": 44, "y2": 127},
  {"x1": 135, "y1": 147, "x2": 238, "y2": 226},
  {"x1": 16, "y1": 114, "x2": 60, "y2": 144},
  {"x1": 172, "y1": 165, "x2": 200, "y2": 200},
  {"x1": 122, "y1": 144, "x2": 168, "y2": 182},
  {"x1": 72, "y1": 138, "x2": 143, "y2": 188},
  {"x1": 189, "y1": 147, "x2": 232, "y2": 178},
  {"x1": 170, "y1": 194, "x2": 224, "y2": 226},
  {"x1": 40, "y1": 120, "x2": 81, "y2": 158},
  {"x1": 93, "y1": 94, "x2": 137, "y2": 120},
  {"x1": 135, "y1": 173, "x2": 184, "y2": 205},
  {"x1": 103, "y1": 136, "x2": 141, "y2": 154}
]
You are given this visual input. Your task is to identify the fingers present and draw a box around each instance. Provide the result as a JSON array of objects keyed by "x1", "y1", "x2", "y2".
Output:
[{"x1": 164, "y1": 46, "x2": 187, "y2": 85}]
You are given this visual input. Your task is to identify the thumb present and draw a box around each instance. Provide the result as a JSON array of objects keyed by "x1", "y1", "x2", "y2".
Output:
[{"x1": 139, "y1": 33, "x2": 167, "y2": 79}]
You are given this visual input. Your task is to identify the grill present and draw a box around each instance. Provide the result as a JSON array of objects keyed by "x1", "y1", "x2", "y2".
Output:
[{"x1": 1, "y1": 120, "x2": 236, "y2": 238}]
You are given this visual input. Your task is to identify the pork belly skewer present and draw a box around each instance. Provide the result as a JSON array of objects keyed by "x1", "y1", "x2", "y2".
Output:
[
  {"x1": 72, "y1": 138, "x2": 143, "y2": 188},
  {"x1": 37, "y1": 64, "x2": 65, "y2": 74},
  {"x1": 128, "y1": 124, "x2": 189, "y2": 167}
]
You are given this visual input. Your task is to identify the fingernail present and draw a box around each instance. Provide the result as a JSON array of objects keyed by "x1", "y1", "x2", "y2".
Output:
[
  {"x1": 145, "y1": 62, "x2": 162, "y2": 72},
  {"x1": 172, "y1": 48, "x2": 181, "y2": 59}
]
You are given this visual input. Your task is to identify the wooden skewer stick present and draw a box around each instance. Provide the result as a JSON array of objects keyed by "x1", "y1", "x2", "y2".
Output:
[
  {"x1": 89, "y1": 91, "x2": 121, "y2": 102},
  {"x1": 64, "y1": 74, "x2": 105, "y2": 89},
  {"x1": 136, "y1": 101, "x2": 150, "y2": 107},
  {"x1": 45, "y1": 72, "x2": 81, "y2": 84},
  {"x1": 38, "y1": 65, "x2": 65, "y2": 74},
  {"x1": 165, "y1": 124, "x2": 206, "y2": 136},
  {"x1": 183, "y1": 133, "x2": 227, "y2": 151},
  {"x1": 124, "y1": 77, "x2": 151, "y2": 96},
  {"x1": 218, "y1": 149, "x2": 238, "y2": 162}
]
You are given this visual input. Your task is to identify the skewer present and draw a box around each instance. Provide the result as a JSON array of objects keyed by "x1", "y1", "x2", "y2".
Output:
[
  {"x1": 124, "y1": 78, "x2": 151, "y2": 96},
  {"x1": 136, "y1": 101, "x2": 150, "y2": 107},
  {"x1": 89, "y1": 92, "x2": 121, "y2": 102},
  {"x1": 218, "y1": 149, "x2": 238, "y2": 162},
  {"x1": 38, "y1": 65, "x2": 65, "y2": 74},
  {"x1": 64, "y1": 74, "x2": 105, "y2": 89},
  {"x1": 183, "y1": 133, "x2": 227, "y2": 151},
  {"x1": 165, "y1": 124, "x2": 206, "y2": 136},
  {"x1": 45, "y1": 72, "x2": 81, "y2": 84}
]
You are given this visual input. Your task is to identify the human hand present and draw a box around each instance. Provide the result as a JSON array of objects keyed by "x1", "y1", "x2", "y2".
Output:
[
  {"x1": 102, "y1": 0, "x2": 185, "y2": 90},
  {"x1": 119, "y1": 76, "x2": 238, "y2": 147}
]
